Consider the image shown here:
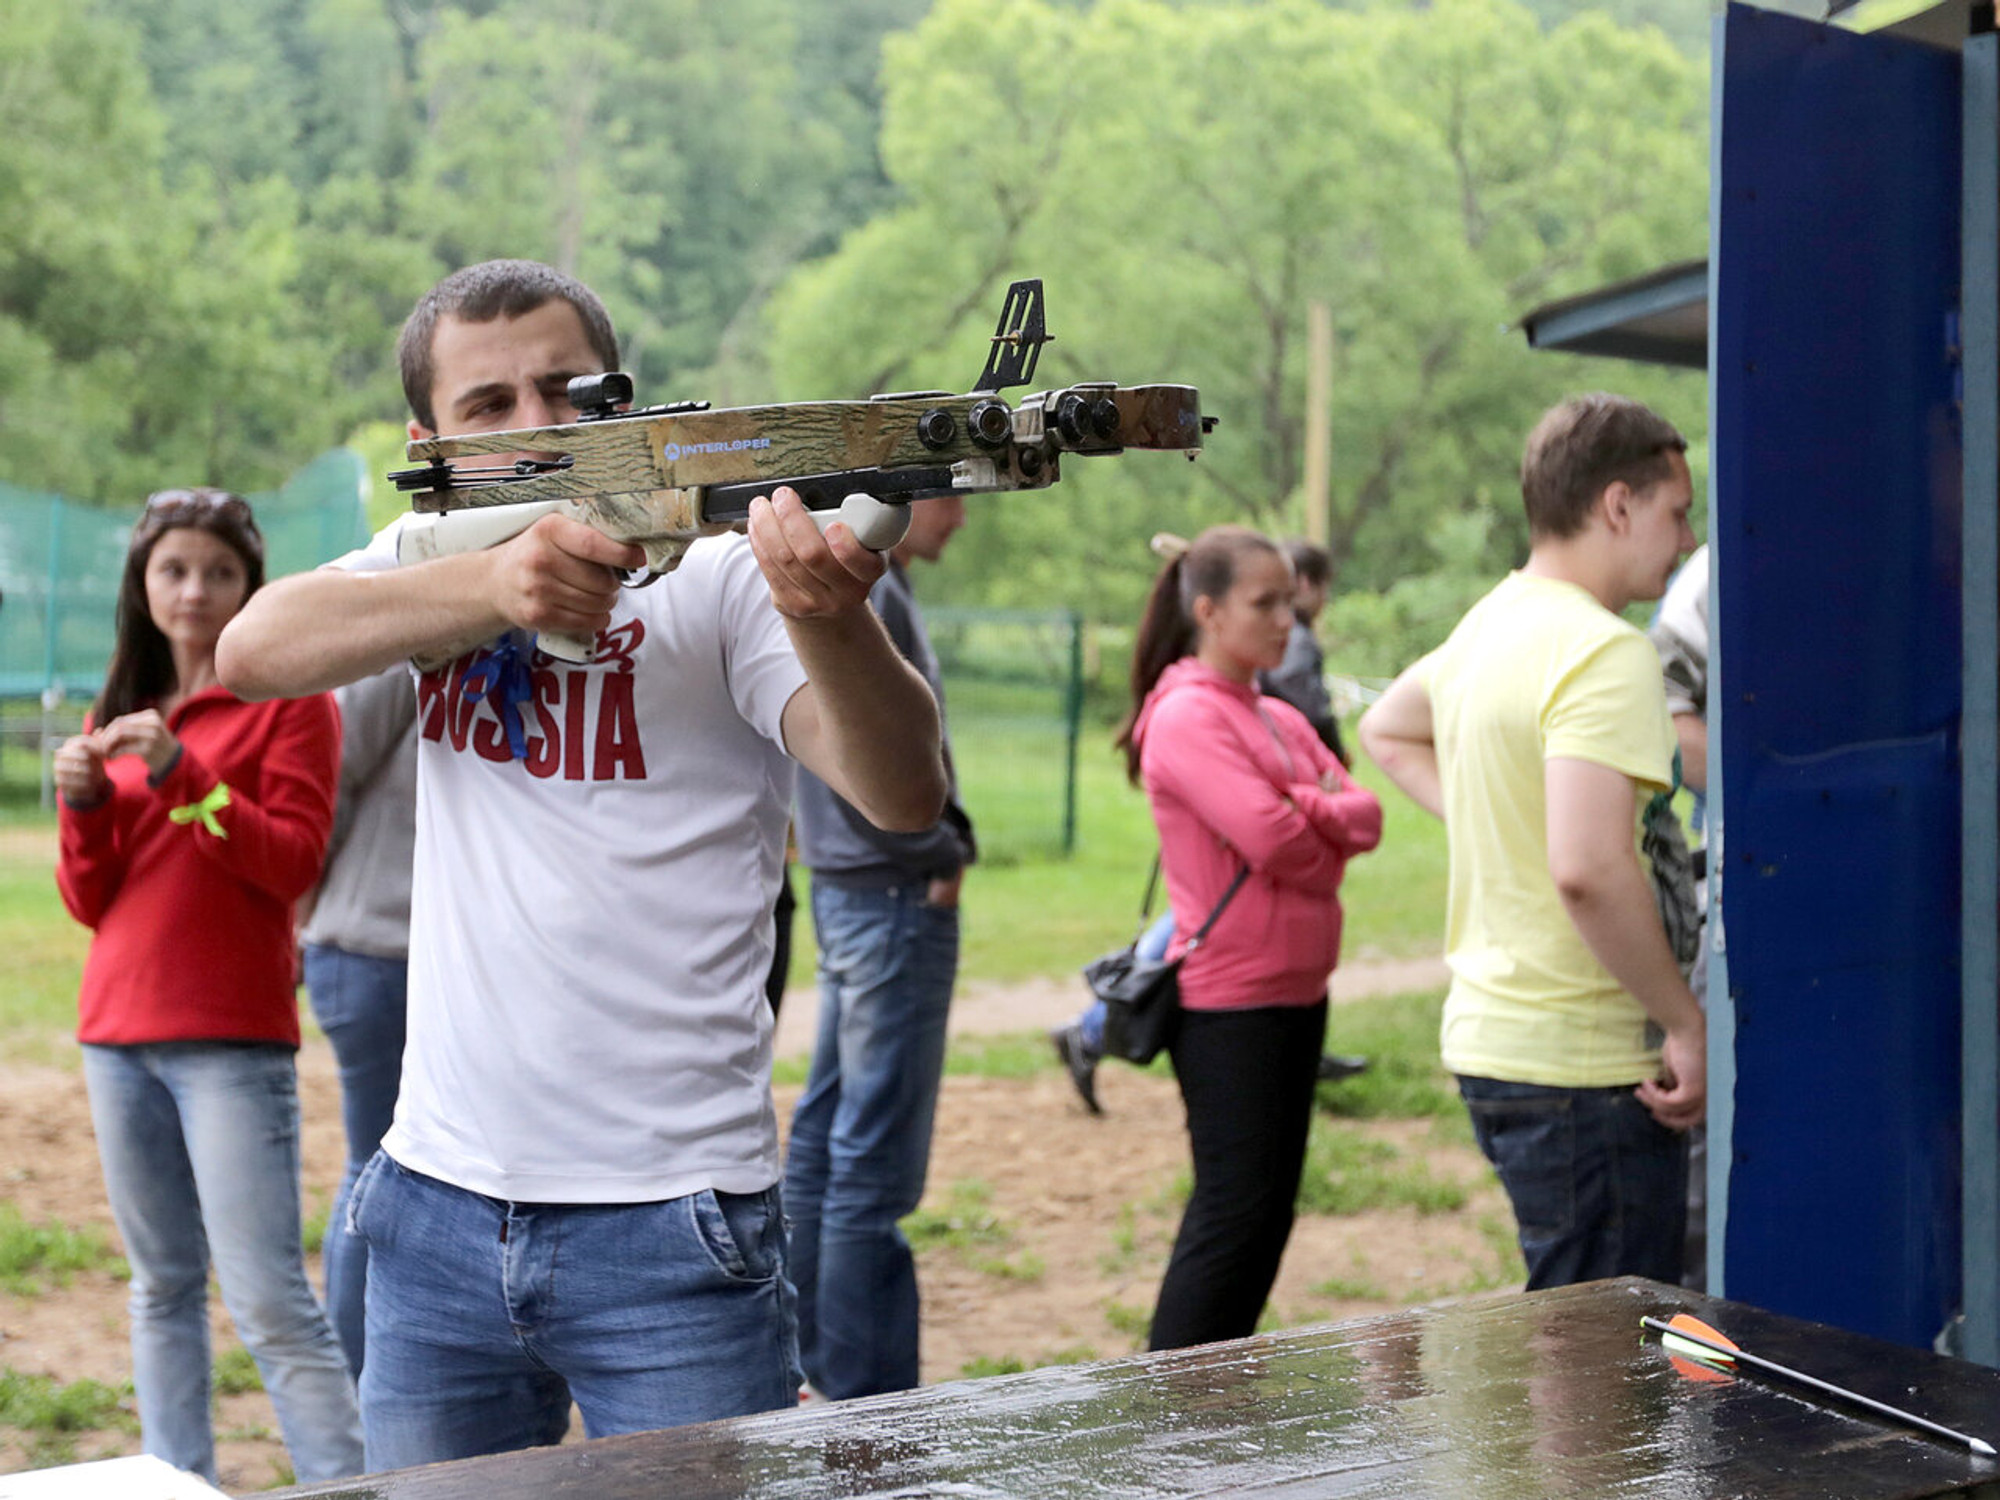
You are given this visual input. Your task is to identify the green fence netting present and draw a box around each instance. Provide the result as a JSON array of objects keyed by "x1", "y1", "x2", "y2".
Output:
[{"x1": 0, "y1": 449, "x2": 371, "y2": 702}]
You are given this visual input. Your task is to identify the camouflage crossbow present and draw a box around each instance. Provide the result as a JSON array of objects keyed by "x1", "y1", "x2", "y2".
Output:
[{"x1": 389, "y1": 279, "x2": 1214, "y2": 660}]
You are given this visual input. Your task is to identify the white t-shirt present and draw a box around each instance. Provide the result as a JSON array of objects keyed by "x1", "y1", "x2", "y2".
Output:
[{"x1": 334, "y1": 522, "x2": 807, "y2": 1202}]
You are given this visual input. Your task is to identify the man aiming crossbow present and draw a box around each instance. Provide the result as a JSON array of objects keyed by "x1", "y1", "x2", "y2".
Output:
[
  {"x1": 218, "y1": 259, "x2": 1208, "y2": 1470},
  {"x1": 218, "y1": 259, "x2": 947, "y2": 1468}
]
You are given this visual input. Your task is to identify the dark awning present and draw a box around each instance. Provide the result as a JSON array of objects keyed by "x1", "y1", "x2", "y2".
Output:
[{"x1": 1517, "y1": 259, "x2": 1709, "y2": 370}]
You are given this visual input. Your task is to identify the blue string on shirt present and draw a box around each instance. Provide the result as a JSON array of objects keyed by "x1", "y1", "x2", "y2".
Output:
[{"x1": 461, "y1": 635, "x2": 535, "y2": 761}]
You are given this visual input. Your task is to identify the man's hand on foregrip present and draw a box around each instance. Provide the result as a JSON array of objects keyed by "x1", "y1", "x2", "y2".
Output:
[{"x1": 748, "y1": 488, "x2": 886, "y2": 620}]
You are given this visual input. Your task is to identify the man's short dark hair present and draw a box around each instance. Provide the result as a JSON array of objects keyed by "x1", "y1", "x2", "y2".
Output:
[
  {"x1": 1280, "y1": 537, "x2": 1331, "y2": 587},
  {"x1": 1520, "y1": 394, "x2": 1687, "y2": 539},
  {"x1": 397, "y1": 259, "x2": 620, "y2": 431}
]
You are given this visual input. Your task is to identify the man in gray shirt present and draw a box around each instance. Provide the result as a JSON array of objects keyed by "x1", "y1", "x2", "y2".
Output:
[
  {"x1": 1258, "y1": 538, "x2": 1349, "y2": 768},
  {"x1": 783, "y1": 494, "x2": 975, "y2": 1400}
]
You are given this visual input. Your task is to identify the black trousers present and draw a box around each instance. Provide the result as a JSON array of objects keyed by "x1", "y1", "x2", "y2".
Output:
[{"x1": 1149, "y1": 998, "x2": 1328, "y2": 1351}]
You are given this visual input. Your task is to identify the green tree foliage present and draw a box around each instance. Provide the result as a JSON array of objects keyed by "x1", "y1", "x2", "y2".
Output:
[
  {"x1": 7, "y1": 0, "x2": 927, "y2": 501},
  {"x1": 766, "y1": 0, "x2": 1707, "y2": 646},
  {"x1": 8, "y1": 0, "x2": 1709, "y2": 681}
]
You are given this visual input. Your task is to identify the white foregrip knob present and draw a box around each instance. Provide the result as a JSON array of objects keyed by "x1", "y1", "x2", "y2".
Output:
[
  {"x1": 538, "y1": 629, "x2": 594, "y2": 663},
  {"x1": 810, "y1": 493, "x2": 911, "y2": 552}
]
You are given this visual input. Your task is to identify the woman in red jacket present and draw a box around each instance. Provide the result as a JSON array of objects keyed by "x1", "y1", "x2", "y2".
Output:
[
  {"x1": 54, "y1": 490, "x2": 362, "y2": 1485},
  {"x1": 1116, "y1": 527, "x2": 1383, "y2": 1350}
]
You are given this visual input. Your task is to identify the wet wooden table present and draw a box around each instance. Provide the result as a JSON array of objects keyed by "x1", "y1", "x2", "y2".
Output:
[{"x1": 266, "y1": 1277, "x2": 2000, "y2": 1499}]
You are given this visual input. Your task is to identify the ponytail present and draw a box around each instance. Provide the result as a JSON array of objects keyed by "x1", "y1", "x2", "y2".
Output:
[
  {"x1": 1114, "y1": 551, "x2": 1194, "y2": 783},
  {"x1": 1112, "y1": 526, "x2": 1280, "y2": 785}
]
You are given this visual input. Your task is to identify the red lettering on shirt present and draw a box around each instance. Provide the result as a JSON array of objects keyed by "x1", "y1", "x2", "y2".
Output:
[
  {"x1": 594, "y1": 620, "x2": 644, "y2": 673},
  {"x1": 524, "y1": 670, "x2": 561, "y2": 780},
  {"x1": 592, "y1": 672, "x2": 647, "y2": 781},
  {"x1": 418, "y1": 665, "x2": 449, "y2": 742},
  {"x1": 471, "y1": 712, "x2": 511, "y2": 762},
  {"x1": 419, "y1": 622, "x2": 652, "y2": 784},
  {"x1": 563, "y1": 672, "x2": 588, "y2": 781}
]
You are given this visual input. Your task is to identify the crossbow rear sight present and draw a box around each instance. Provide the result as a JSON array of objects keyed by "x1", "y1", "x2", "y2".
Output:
[{"x1": 568, "y1": 372, "x2": 633, "y2": 420}]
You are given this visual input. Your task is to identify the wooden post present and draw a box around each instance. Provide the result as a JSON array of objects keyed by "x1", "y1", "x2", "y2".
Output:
[{"x1": 1304, "y1": 300, "x2": 1332, "y2": 545}]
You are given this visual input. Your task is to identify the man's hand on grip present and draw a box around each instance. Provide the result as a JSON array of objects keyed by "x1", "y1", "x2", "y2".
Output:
[{"x1": 490, "y1": 514, "x2": 643, "y2": 642}]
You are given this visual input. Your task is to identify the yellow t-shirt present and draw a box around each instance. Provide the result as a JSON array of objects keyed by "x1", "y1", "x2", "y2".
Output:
[{"x1": 1416, "y1": 572, "x2": 1675, "y2": 1087}]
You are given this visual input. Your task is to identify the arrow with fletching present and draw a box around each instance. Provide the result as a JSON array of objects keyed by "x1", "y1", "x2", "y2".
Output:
[{"x1": 1641, "y1": 1312, "x2": 1996, "y2": 1458}]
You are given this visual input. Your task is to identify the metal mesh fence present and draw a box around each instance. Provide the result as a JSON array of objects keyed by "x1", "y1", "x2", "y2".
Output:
[
  {"x1": 0, "y1": 449, "x2": 371, "y2": 702},
  {"x1": 0, "y1": 451, "x2": 370, "y2": 807}
]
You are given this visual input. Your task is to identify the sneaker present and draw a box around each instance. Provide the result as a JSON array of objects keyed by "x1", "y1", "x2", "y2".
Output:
[
  {"x1": 1316, "y1": 1053, "x2": 1371, "y2": 1084},
  {"x1": 1050, "y1": 1023, "x2": 1104, "y2": 1116}
]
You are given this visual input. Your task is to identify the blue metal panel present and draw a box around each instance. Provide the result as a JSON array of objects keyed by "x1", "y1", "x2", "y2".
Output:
[
  {"x1": 1715, "y1": 3, "x2": 1963, "y2": 1347},
  {"x1": 1705, "y1": 8, "x2": 1736, "y2": 1304},
  {"x1": 1962, "y1": 29, "x2": 2000, "y2": 1370}
]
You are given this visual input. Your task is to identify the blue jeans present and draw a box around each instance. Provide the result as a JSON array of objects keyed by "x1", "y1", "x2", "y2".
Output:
[
  {"x1": 783, "y1": 879, "x2": 959, "y2": 1398},
  {"x1": 82, "y1": 1043, "x2": 363, "y2": 1484},
  {"x1": 1457, "y1": 1075, "x2": 1688, "y2": 1291},
  {"x1": 303, "y1": 945, "x2": 408, "y2": 1380},
  {"x1": 351, "y1": 1152, "x2": 799, "y2": 1470}
]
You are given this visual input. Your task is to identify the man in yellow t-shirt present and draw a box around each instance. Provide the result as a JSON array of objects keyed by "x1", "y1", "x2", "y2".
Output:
[{"x1": 1359, "y1": 393, "x2": 1704, "y2": 1290}]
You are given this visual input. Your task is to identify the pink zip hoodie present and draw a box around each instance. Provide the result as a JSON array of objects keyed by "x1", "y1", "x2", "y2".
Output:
[{"x1": 1134, "y1": 657, "x2": 1383, "y2": 1010}]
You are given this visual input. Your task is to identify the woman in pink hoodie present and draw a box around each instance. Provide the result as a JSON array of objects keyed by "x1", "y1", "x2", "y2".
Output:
[{"x1": 1115, "y1": 527, "x2": 1384, "y2": 1349}]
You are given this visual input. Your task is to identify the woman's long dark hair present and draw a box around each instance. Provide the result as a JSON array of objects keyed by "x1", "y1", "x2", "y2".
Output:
[
  {"x1": 97, "y1": 489, "x2": 265, "y2": 722},
  {"x1": 1113, "y1": 526, "x2": 1280, "y2": 785}
]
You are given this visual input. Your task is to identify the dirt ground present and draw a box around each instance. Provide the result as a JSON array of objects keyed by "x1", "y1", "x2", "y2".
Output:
[{"x1": 0, "y1": 963, "x2": 1514, "y2": 1493}]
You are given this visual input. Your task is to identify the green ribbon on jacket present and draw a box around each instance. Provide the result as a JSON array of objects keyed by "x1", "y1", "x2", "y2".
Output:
[{"x1": 168, "y1": 782, "x2": 231, "y2": 840}]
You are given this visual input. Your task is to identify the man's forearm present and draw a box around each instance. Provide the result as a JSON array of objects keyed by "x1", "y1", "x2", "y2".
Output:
[
  {"x1": 784, "y1": 608, "x2": 946, "y2": 833},
  {"x1": 1675, "y1": 712, "x2": 1707, "y2": 797},
  {"x1": 1357, "y1": 674, "x2": 1443, "y2": 818},
  {"x1": 1365, "y1": 733, "x2": 1444, "y2": 819},
  {"x1": 1557, "y1": 858, "x2": 1704, "y2": 1038},
  {"x1": 219, "y1": 559, "x2": 509, "y2": 700}
]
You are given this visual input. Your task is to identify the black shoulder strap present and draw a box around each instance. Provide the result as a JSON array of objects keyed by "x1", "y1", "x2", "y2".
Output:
[{"x1": 1182, "y1": 863, "x2": 1251, "y2": 954}]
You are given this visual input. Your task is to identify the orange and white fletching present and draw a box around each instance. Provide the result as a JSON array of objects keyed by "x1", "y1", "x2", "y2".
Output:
[{"x1": 1661, "y1": 1313, "x2": 1739, "y2": 1365}]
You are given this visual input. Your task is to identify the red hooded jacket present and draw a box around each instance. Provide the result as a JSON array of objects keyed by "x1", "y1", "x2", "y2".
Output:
[{"x1": 57, "y1": 687, "x2": 339, "y2": 1047}]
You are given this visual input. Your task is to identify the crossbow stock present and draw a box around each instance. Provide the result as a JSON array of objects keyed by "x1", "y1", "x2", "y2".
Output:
[{"x1": 389, "y1": 279, "x2": 1214, "y2": 659}]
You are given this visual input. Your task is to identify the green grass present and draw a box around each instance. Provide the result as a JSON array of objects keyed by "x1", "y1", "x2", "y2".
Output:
[
  {"x1": 1102, "y1": 1300, "x2": 1150, "y2": 1345},
  {"x1": 901, "y1": 1179, "x2": 1043, "y2": 1281},
  {"x1": 941, "y1": 1032, "x2": 1061, "y2": 1080},
  {"x1": 0, "y1": 834, "x2": 92, "y2": 1055},
  {"x1": 1311, "y1": 1272, "x2": 1391, "y2": 1301},
  {"x1": 1315, "y1": 989, "x2": 1458, "y2": 1123},
  {"x1": 1295, "y1": 1130, "x2": 1469, "y2": 1217},
  {"x1": 0, "y1": 1369, "x2": 136, "y2": 1467},
  {"x1": 958, "y1": 1342, "x2": 1098, "y2": 1381},
  {"x1": 212, "y1": 1345, "x2": 264, "y2": 1397},
  {"x1": 301, "y1": 1194, "x2": 331, "y2": 1258},
  {"x1": 0, "y1": 1203, "x2": 125, "y2": 1294}
]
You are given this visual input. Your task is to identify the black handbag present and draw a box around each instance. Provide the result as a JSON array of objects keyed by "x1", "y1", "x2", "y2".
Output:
[{"x1": 1084, "y1": 858, "x2": 1250, "y2": 1066}]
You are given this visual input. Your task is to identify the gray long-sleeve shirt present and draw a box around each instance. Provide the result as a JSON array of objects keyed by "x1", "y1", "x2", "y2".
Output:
[{"x1": 299, "y1": 665, "x2": 418, "y2": 958}]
